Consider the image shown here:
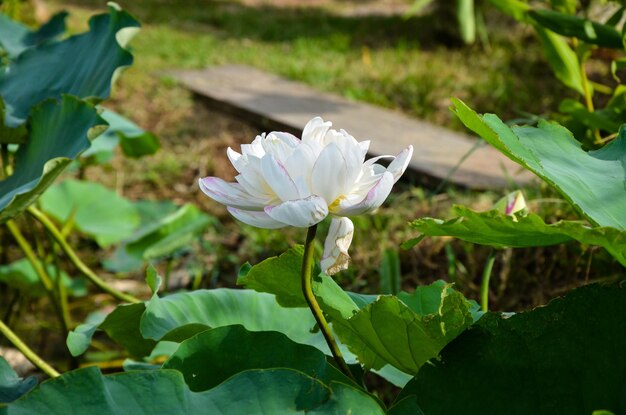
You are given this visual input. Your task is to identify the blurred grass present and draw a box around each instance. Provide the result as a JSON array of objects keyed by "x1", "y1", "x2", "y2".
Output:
[{"x1": 42, "y1": 0, "x2": 623, "y2": 311}]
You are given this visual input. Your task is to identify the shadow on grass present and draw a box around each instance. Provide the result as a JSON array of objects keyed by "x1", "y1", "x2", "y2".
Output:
[{"x1": 60, "y1": 0, "x2": 460, "y2": 50}]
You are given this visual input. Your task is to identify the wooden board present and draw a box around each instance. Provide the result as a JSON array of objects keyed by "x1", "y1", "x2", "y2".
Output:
[{"x1": 170, "y1": 65, "x2": 533, "y2": 189}]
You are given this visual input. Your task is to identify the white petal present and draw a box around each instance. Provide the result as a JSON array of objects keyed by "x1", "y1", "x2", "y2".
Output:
[
  {"x1": 261, "y1": 154, "x2": 300, "y2": 201},
  {"x1": 265, "y1": 196, "x2": 328, "y2": 228},
  {"x1": 387, "y1": 145, "x2": 413, "y2": 182},
  {"x1": 302, "y1": 117, "x2": 332, "y2": 146},
  {"x1": 241, "y1": 135, "x2": 266, "y2": 158},
  {"x1": 321, "y1": 217, "x2": 354, "y2": 275},
  {"x1": 283, "y1": 141, "x2": 317, "y2": 189},
  {"x1": 359, "y1": 140, "x2": 371, "y2": 157},
  {"x1": 199, "y1": 177, "x2": 267, "y2": 210},
  {"x1": 311, "y1": 142, "x2": 348, "y2": 204},
  {"x1": 334, "y1": 171, "x2": 394, "y2": 216},
  {"x1": 262, "y1": 132, "x2": 299, "y2": 162},
  {"x1": 227, "y1": 147, "x2": 246, "y2": 173},
  {"x1": 228, "y1": 207, "x2": 286, "y2": 229}
]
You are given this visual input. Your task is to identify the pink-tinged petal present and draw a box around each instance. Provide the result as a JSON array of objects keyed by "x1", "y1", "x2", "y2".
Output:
[
  {"x1": 494, "y1": 190, "x2": 527, "y2": 218},
  {"x1": 387, "y1": 145, "x2": 413, "y2": 182},
  {"x1": 302, "y1": 117, "x2": 331, "y2": 146},
  {"x1": 265, "y1": 195, "x2": 328, "y2": 228},
  {"x1": 321, "y1": 217, "x2": 354, "y2": 275},
  {"x1": 199, "y1": 177, "x2": 267, "y2": 210},
  {"x1": 334, "y1": 171, "x2": 394, "y2": 216},
  {"x1": 227, "y1": 207, "x2": 287, "y2": 229},
  {"x1": 311, "y1": 142, "x2": 348, "y2": 204},
  {"x1": 260, "y1": 154, "x2": 301, "y2": 201}
]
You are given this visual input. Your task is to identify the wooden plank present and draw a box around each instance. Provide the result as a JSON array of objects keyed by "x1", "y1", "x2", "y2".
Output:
[{"x1": 170, "y1": 65, "x2": 533, "y2": 189}]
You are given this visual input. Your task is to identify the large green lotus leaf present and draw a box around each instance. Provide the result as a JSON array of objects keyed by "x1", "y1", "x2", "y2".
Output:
[
  {"x1": 397, "y1": 284, "x2": 626, "y2": 415},
  {"x1": 0, "y1": 4, "x2": 139, "y2": 128},
  {"x1": 0, "y1": 12, "x2": 67, "y2": 59},
  {"x1": 0, "y1": 96, "x2": 106, "y2": 224},
  {"x1": 163, "y1": 325, "x2": 354, "y2": 391},
  {"x1": 0, "y1": 357, "x2": 36, "y2": 404},
  {"x1": 82, "y1": 108, "x2": 160, "y2": 163},
  {"x1": 337, "y1": 285, "x2": 476, "y2": 375},
  {"x1": 237, "y1": 248, "x2": 478, "y2": 375},
  {"x1": 39, "y1": 179, "x2": 140, "y2": 247},
  {"x1": 452, "y1": 99, "x2": 626, "y2": 229},
  {"x1": 140, "y1": 288, "x2": 336, "y2": 355},
  {"x1": 405, "y1": 206, "x2": 626, "y2": 266},
  {"x1": 0, "y1": 258, "x2": 86, "y2": 297},
  {"x1": 70, "y1": 286, "x2": 343, "y2": 359},
  {"x1": 1, "y1": 367, "x2": 383, "y2": 414}
]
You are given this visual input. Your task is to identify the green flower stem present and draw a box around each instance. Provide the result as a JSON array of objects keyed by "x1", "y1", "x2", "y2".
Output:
[
  {"x1": 301, "y1": 225, "x2": 355, "y2": 381},
  {"x1": 481, "y1": 249, "x2": 497, "y2": 312},
  {"x1": 0, "y1": 318, "x2": 60, "y2": 378},
  {"x1": 6, "y1": 219, "x2": 71, "y2": 335},
  {"x1": 27, "y1": 206, "x2": 140, "y2": 304},
  {"x1": 6, "y1": 220, "x2": 54, "y2": 291}
]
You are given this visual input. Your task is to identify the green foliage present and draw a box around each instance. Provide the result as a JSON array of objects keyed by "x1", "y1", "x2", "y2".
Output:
[
  {"x1": 532, "y1": 24, "x2": 584, "y2": 94},
  {"x1": 397, "y1": 284, "x2": 626, "y2": 415},
  {"x1": 67, "y1": 303, "x2": 154, "y2": 358},
  {"x1": 452, "y1": 99, "x2": 626, "y2": 230},
  {"x1": 0, "y1": 259, "x2": 86, "y2": 297},
  {"x1": 237, "y1": 246, "x2": 307, "y2": 307},
  {"x1": 529, "y1": 9, "x2": 623, "y2": 49},
  {"x1": 237, "y1": 247, "x2": 480, "y2": 375},
  {"x1": 379, "y1": 249, "x2": 401, "y2": 295},
  {"x1": 0, "y1": 4, "x2": 139, "y2": 128},
  {"x1": 69, "y1": 287, "x2": 339, "y2": 360},
  {"x1": 125, "y1": 204, "x2": 213, "y2": 260},
  {"x1": 162, "y1": 325, "x2": 355, "y2": 391},
  {"x1": 0, "y1": 96, "x2": 105, "y2": 224},
  {"x1": 39, "y1": 179, "x2": 141, "y2": 247},
  {"x1": 405, "y1": 206, "x2": 626, "y2": 266},
  {"x1": 103, "y1": 203, "x2": 213, "y2": 272},
  {"x1": 0, "y1": 367, "x2": 383, "y2": 414},
  {"x1": 82, "y1": 108, "x2": 160, "y2": 163},
  {"x1": 0, "y1": 11, "x2": 67, "y2": 59},
  {"x1": 0, "y1": 357, "x2": 36, "y2": 404}
]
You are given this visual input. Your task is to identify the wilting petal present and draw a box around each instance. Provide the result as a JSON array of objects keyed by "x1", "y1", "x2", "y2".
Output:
[
  {"x1": 387, "y1": 145, "x2": 413, "y2": 182},
  {"x1": 228, "y1": 207, "x2": 286, "y2": 229},
  {"x1": 261, "y1": 154, "x2": 300, "y2": 201},
  {"x1": 334, "y1": 171, "x2": 394, "y2": 216},
  {"x1": 265, "y1": 196, "x2": 328, "y2": 227},
  {"x1": 302, "y1": 117, "x2": 332, "y2": 146},
  {"x1": 321, "y1": 217, "x2": 354, "y2": 275},
  {"x1": 199, "y1": 177, "x2": 267, "y2": 210},
  {"x1": 311, "y1": 142, "x2": 348, "y2": 204}
]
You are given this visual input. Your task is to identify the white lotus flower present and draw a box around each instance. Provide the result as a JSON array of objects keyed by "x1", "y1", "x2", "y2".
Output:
[{"x1": 199, "y1": 117, "x2": 413, "y2": 274}]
